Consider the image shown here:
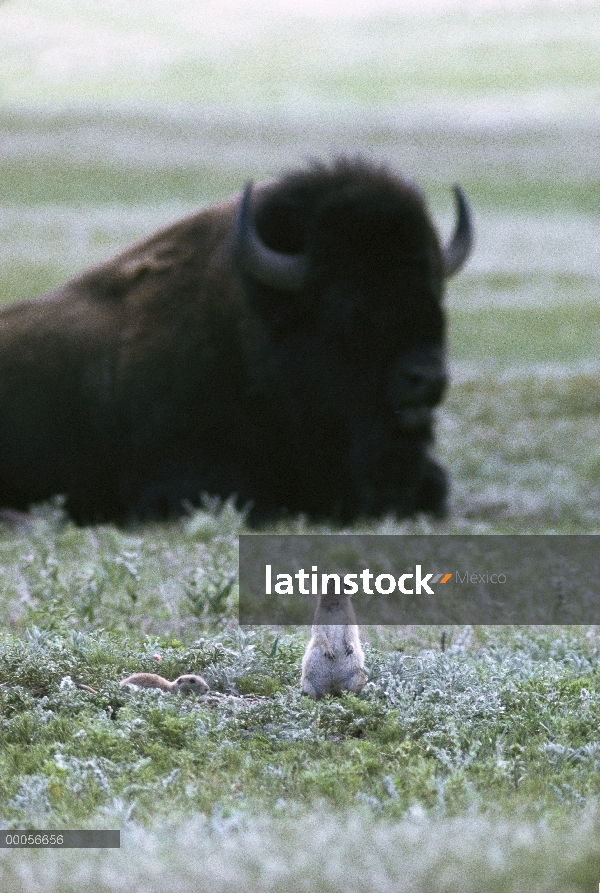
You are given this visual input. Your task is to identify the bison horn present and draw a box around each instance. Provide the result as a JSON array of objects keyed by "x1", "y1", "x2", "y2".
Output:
[
  {"x1": 442, "y1": 185, "x2": 473, "y2": 277},
  {"x1": 235, "y1": 182, "x2": 309, "y2": 292}
]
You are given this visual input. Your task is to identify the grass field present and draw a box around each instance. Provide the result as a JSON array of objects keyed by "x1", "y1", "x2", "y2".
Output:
[{"x1": 0, "y1": 0, "x2": 599, "y2": 890}]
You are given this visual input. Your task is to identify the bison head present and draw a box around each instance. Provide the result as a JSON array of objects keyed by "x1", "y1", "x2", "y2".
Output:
[{"x1": 234, "y1": 159, "x2": 472, "y2": 522}]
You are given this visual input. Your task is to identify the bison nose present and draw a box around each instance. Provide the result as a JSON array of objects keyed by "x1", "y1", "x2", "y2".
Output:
[{"x1": 389, "y1": 351, "x2": 448, "y2": 408}]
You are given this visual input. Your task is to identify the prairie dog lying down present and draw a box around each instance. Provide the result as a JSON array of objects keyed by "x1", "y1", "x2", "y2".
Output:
[{"x1": 120, "y1": 673, "x2": 209, "y2": 694}]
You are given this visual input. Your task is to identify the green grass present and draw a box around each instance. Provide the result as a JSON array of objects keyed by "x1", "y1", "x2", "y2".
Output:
[
  {"x1": 2, "y1": 810, "x2": 600, "y2": 893},
  {"x1": 3, "y1": 556, "x2": 600, "y2": 827}
]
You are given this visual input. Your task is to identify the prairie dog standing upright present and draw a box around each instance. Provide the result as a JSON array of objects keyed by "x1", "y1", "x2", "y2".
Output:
[
  {"x1": 120, "y1": 673, "x2": 209, "y2": 695},
  {"x1": 300, "y1": 586, "x2": 366, "y2": 700}
]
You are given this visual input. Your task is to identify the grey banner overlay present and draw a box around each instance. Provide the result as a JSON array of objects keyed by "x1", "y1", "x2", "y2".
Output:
[
  {"x1": 0, "y1": 830, "x2": 120, "y2": 848},
  {"x1": 239, "y1": 535, "x2": 600, "y2": 624}
]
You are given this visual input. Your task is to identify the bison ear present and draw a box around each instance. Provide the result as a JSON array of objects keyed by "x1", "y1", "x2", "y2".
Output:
[
  {"x1": 441, "y1": 185, "x2": 473, "y2": 277},
  {"x1": 235, "y1": 182, "x2": 309, "y2": 293}
]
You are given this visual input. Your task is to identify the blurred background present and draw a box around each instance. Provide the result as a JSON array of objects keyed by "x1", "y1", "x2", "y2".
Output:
[
  {"x1": 0, "y1": 0, "x2": 598, "y2": 524},
  {"x1": 0, "y1": 0, "x2": 596, "y2": 326}
]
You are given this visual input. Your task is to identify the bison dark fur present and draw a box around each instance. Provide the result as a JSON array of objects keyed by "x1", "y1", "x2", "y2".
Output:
[{"x1": 0, "y1": 158, "x2": 472, "y2": 524}]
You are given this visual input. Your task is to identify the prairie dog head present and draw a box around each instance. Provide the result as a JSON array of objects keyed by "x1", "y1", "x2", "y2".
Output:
[{"x1": 172, "y1": 674, "x2": 209, "y2": 695}]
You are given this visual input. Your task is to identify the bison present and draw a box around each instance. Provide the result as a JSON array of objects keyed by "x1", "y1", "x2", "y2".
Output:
[{"x1": 0, "y1": 158, "x2": 472, "y2": 525}]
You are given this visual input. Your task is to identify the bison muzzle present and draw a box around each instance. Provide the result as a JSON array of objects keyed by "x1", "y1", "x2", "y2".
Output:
[{"x1": 0, "y1": 158, "x2": 472, "y2": 524}]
